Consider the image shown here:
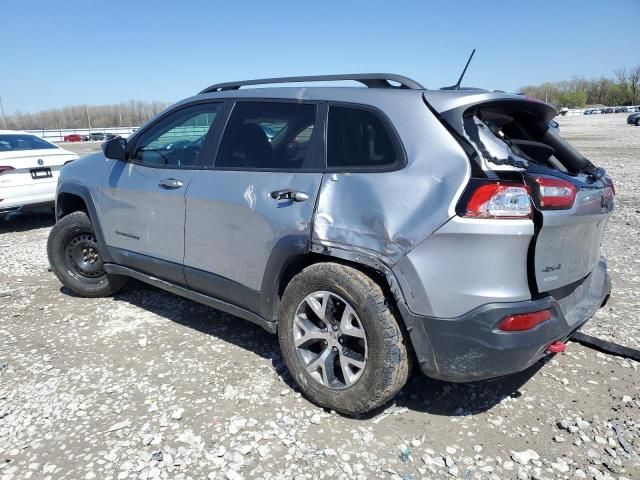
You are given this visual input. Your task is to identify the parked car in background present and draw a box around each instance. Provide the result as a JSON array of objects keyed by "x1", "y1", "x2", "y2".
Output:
[
  {"x1": 614, "y1": 107, "x2": 628, "y2": 113},
  {"x1": 47, "y1": 74, "x2": 614, "y2": 414},
  {"x1": 104, "y1": 133, "x2": 119, "y2": 140},
  {"x1": 0, "y1": 130, "x2": 79, "y2": 216},
  {"x1": 590, "y1": 109, "x2": 602, "y2": 114},
  {"x1": 583, "y1": 109, "x2": 592, "y2": 115},
  {"x1": 89, "y1": 132, "x2": 107, "y2": 141},
  {"x1": 627, "y1": 112, "x2": 640, "y2": 126},
  {"x1": 63, "y1": 134, "x2": 85, "y2": 142},
  {"x1": 602, "y1": 108, "x2": 614, "y2": 114}
]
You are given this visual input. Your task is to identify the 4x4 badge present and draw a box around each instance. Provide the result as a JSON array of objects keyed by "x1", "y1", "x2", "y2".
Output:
[{"x1": 542, "y1": 264, "x2": 561, "y2": 273}]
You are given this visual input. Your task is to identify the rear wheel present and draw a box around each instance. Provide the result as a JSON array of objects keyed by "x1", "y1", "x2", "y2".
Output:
[
  {"x1": 278, "y1": 262, "x2": 409, "y2": 415},
  {"x1": 47, "y1": 211, "x2": 127, "y2": 297},
  {"x1": 635, "y1": 118, "x2": 640, "y2": 126}
]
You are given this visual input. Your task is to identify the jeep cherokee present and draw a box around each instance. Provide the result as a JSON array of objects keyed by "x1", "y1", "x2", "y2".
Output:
[{"x1": 47, "y1": 74, "x2": 614, "y2": 414}]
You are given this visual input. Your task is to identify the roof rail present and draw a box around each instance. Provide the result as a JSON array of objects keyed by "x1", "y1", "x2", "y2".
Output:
[{"x1": 199, "y1": 74, "x2": 425, "y2": 94}]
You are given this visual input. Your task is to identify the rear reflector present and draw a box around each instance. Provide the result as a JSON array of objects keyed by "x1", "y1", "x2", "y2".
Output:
[
  {"x1": 499, "y1": 309, "x2": 551, "y2": 331},
  {"x1": 546, "y1": 341, "x2": 567, "y2": 353},
  {"x1": 0, "y1": 166, "x2": 15, "y2": 175},
  {"x1": 464, "y1": 182, "x2": 531, "y2": 219},
  {"x1": 535, "y1": 176, "x2": 577, "y2": 209}
]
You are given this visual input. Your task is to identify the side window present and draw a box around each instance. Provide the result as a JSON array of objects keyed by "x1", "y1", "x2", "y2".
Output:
[
  {"x1": 216, "y1": 102, "x2": 317, "y2": 170},
  {"x1": 327, "y1": 106, "x2": 399, "y2": 169},
  {"x1": 132, "y1": 103, "x2": 221, "y2": 168}
]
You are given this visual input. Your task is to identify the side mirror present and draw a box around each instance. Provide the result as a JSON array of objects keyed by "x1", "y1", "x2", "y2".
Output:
[{"x1": 102, "y1": 137, "x2": 127, "y2": 160}]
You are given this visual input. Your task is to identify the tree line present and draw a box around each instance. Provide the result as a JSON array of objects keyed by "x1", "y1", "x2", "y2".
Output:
[
  {"x1": 4, "y1": 65, "x2": 639, "y2": 129},
  {"x1": 3, "y1": 100, "x2": 171, "y2": 130},
  {"x1": 520, "y1": 65, "x2": 640, "y2": 109}
]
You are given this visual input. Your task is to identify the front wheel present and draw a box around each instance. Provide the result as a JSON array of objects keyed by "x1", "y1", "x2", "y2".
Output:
[
  {"x1": 635, "y1": 118, "x2": 640, "y2": 126},
  {"x1": 278, "y1": 263, "x2": 410, "y2": 415},
  {"x1": 47, "y1": 211, "x2": 127, "y2": 297}
]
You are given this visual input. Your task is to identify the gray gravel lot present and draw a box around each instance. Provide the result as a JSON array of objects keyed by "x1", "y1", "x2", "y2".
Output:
[{"x1": 1, "y1": 115, "x2": 639, "y2": 480}]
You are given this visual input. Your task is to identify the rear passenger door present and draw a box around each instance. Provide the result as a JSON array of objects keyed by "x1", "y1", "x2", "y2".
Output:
[{"x1": 183, "y1": 101, "x2": 324, "y2": 315}]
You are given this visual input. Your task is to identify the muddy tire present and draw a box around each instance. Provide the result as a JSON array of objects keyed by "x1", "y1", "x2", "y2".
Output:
[
  {"x1": 278, "y1": 262, "x2": 410, "y2": 415},
  {"x1": 47, "y1": 211, "x2": 127, "y2": 297}
]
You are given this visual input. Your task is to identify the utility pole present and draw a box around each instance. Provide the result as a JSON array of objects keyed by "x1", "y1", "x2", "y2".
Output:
[
  {"x1": 85, "y1": 105, "x2": 92, "y2": 132},
  {"x1": 0, "y1": 95, "x2": 7, "y2": 129}
]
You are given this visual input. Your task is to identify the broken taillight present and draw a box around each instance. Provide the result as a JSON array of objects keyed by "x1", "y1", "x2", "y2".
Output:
[
  {"x1": 464, "y1": 182, "x2": 531, "y2": 219},
  {"x1": 604, "y1": 174, "x2": 615, "y2": 195},
  {"x1": 534, "y1": 176, "x2": 577, "y2": 210},
  {"x1": 499, "y1": 309, "x2": 551, "y2": 331}
]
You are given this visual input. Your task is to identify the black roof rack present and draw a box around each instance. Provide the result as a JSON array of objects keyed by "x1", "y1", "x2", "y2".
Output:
[{"x1": 199, "y1": 74, "x2": 425, "y2": 94}]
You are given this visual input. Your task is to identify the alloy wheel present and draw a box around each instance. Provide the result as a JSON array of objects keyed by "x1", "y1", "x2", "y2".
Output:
[{"x1": 293, "y1": 291, "x2": 368, "y2": 389}]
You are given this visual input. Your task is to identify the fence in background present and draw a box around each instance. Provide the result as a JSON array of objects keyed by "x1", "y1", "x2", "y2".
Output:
[
  {"x1": 562, "y1": 106, "x2": 639, "y2": 116},
  {"x1": 24, "y1": 127, "x2": 138, "y2": 143}
]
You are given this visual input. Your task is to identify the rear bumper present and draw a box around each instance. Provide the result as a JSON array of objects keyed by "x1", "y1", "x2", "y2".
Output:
[
  {"x1": 401, "y1": 257, "x2": 611, "y2": 382},
  {"x1": 0, "y1": 188, "x2": 56, "y2": 212}
]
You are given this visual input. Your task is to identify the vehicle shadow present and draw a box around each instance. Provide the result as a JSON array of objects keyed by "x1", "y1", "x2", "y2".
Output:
[
  {"x1": 0, "y1": 208, "x2": 55, "y2": 233},
  {"x1": 388, "y1": 359, "x2": 546, "y2": 417},
  {"x1": 94, "y1": 281, "x2": 548, "y2": 418},
  {"x1": 101, "y1": 281, "x2": 298, "y2": 389}
]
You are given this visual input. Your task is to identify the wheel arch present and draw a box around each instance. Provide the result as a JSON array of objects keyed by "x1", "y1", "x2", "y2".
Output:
[
  {"x1": 268, "y1": 248, "x2": 408, "y2": 327},
  {"x1": 56, "y1": 192, "x2": 88, "y2": 220},
  {"x1": 55, "y1": 183, "x2": 113, "y2": 263}
]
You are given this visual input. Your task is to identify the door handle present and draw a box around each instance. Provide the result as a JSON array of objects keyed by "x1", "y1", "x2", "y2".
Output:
[
  {"x1": 158, "y1": 178, "x2": 183, "y2": 189},
  {"x1": 270, "y1": 189, "x2": 309, "y2": 202}
]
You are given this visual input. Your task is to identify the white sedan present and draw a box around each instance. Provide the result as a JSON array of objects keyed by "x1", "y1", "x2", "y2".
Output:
[{"x1": 0, "y1": 130, "x2": 78, "y2": 215}]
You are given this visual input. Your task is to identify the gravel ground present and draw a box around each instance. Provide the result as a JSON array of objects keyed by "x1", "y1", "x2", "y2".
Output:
[{"x1": 1, "y1": 114, "x2": 639, "y2": 480}]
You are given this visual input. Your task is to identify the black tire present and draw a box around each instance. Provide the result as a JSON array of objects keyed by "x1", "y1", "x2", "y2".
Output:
[
  {"x1": 635, "y1": 118, "x2": 640, "y2": 126},
  {"x1": 278, "y1": 262, "x2": 410, "y2": 415},
  {"x1": 47, "y1": 211, "x2": 127, "y2": 297}
]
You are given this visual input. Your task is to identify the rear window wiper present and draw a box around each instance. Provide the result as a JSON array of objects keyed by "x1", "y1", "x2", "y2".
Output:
[{"x1": 581, "y1": 165, "x2": 606, "y2": 181}]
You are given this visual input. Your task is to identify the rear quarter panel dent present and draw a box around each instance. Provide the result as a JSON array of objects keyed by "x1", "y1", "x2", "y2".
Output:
[{"x1": 312, "y1": 95, "x2": 471, "y2": 266}]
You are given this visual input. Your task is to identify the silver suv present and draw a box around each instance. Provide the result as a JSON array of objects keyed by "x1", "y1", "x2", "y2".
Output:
[{"x1": 47, "y1": 74, "x2": 614, "y2": 414}]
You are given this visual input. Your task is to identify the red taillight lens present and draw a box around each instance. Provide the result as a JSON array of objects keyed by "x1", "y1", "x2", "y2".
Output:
[
  {"x1": 465, "y1": 182, "x2": 531, "y2": 219},
  {"x1": 0, "y1": 166, "x2": 15, "y2": 175},
  {"x1": 535, "y1": 176, "x2": 577, "y2": 209},
  {"x1": 499, "y1": 309, "x2": 551, "y2": 331}
]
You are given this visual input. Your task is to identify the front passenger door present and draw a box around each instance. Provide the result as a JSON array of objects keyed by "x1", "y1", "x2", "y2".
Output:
[{"x1": 101, "y1": 102, "x2": 222, "y2": 284}]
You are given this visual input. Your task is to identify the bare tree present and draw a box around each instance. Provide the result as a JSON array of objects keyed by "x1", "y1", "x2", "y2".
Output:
[
  {"x1": 615, "y1": 68, "x2": 632, "y2": 104},
  {"x1": 628, "y1": 66, "x2": 640, "y2": 104},
  {"x1": 3, "y1": 100, "x2": 171, "y2": 130}
]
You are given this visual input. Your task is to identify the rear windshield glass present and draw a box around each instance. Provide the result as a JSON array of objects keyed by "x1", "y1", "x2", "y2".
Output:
[
  {"x1": 0, "y1": 134, "x2": 57, "y2": 151},
  {"x1": 463, "y1": 116, "x2": 529, "y2": 169}
]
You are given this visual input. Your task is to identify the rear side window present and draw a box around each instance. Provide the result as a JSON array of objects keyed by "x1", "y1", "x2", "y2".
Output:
[
  {"x1": 327, "y1": 106, "x2": 399, "y2": 169},
  {"x1": 215, "y1": 102, "x2": 317, "y2": 170}
]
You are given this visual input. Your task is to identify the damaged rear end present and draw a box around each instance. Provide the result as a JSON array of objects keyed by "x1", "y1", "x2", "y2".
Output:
[{"x1": 401, "y1": 91, "x2": 613, "y2": 381}]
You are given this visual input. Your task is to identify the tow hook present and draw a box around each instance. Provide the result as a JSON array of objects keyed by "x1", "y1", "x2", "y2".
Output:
[{"x1": 546, "y1": 341, "x2": 567, "y2": 353}]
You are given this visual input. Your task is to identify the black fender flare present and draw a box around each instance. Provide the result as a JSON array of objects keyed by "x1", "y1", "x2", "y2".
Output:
[{"x1": 56, "y1": 183, "x2": 113, "y2": 263}]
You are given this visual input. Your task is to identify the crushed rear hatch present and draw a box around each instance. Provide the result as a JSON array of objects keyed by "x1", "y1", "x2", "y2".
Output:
[{"x1": 429, "y1": 92, "x2": 614, "y2": 295}]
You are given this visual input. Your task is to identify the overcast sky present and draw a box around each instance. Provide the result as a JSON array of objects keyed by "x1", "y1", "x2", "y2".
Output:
[{"x1": 1, "y1": 0, "x2": 638, "y2": 113}]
